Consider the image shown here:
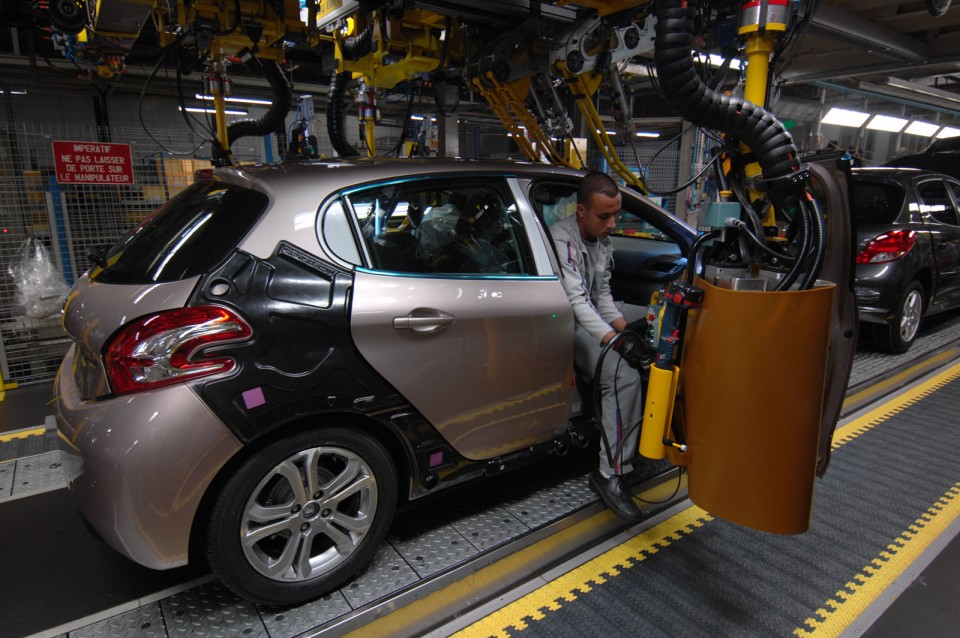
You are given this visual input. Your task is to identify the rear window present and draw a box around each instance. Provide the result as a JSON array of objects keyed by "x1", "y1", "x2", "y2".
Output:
[
  {"x1": 851, "y1": 179, "x2": 905, "y2": 224},
  {"x1": 91, "y1": 180, "x2": 269, "y2": 284}
]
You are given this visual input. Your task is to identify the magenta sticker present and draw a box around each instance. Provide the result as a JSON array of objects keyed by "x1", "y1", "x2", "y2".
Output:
[
  {"x1": 429, "y1": 451, "x2": 443, "y2": 467},
  {"x1": 242, "y1": 387, "x2": 266, "y2": 409}
]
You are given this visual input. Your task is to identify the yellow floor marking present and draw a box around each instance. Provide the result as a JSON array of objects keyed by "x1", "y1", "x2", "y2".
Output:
[
  {"x1": 0, "y1": 426, "x2": 46, "y2": 443},
  {"x1": 454, "y1": 360, "x2": 960, "y2": 638},
  {"x1": 452, "y1": 506, "x2": 713, "y2": 638},
  {"x1": 793, "y1": 484, "x2": 960, "y2": 637},
  {"x1": 831, "y1": 360, "x2": 960, "y2": 449},
  {"x1": 841, "y1": 348, "x2": 958, "y2": 411}
]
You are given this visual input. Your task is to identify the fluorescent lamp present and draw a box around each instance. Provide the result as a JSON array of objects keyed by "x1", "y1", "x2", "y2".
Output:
[
  {"x1": 694, "y1": 52, "x2": 745, "y2": 71},
  {"x1": 635, "y1": 131, "x2": 660, "y2": 138},
  {"x1": 180, "y1": 106, "x2": 248, "y2": 115},
  {"x1": 936, "y1": 126, "x2": 960, "y2": 139},
  {"x1": 195, "y1": 93, "x2": 273, "y2": 105},
  {"x1": 904, "y1": 120, "x2": 941, "y2": 137},
  {"x1": 821, "y1": 107, "x2": 870, "y2": 127},
  {"x1": 866, "y1": 114, "x2": 908, "y2": 133},
  {"x1": 1, "y1": 88, "x2": 26, "y2": 95},
  {"x1": 605, "y1": 130, "x2": 617, "y2": 135},
  {"x1": 410, "y1": 115, "x2": 424, "y2": 121}
]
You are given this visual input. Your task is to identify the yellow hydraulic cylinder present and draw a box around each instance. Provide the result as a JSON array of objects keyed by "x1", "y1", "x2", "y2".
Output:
[
  {"x1": 213, "y1": 89, "x2": 229, "y2": 152},
  {"x1": 639, "y1": 364, "x2": 681, "y2": 460},
  {"x1": 365, "y1": 118, "x2": 377, "y2": 157}
]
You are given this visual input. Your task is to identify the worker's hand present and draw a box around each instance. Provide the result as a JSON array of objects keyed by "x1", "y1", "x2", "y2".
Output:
[
  {"x1": 623, "y1": 317, "x2": 648, "y2": 336},
  {"x1": 612, "y1": 332, "x2": 652, "y2": 370}
]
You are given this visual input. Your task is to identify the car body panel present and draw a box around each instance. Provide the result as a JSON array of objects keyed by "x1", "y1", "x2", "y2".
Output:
[
  {"x1": 56, "y1": 346, "x2": 242, "y2": 569},
  {"x1": 350, "y1": 269, "x2": 575, "y2": 460},
  {"x1": 925, "y1": 221, "x2": 960, "y2": 310},
  {"x1": 852, "y1": 168, "x2": 960, "y2": 326}
]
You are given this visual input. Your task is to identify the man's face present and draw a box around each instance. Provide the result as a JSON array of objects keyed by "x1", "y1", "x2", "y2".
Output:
[{"x1": 577, "y1": 191, "x2": 622, "y2": 241}]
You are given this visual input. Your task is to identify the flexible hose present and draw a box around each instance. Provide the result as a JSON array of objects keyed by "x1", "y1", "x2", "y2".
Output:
[
  {"x1": 327, "y1": 71, "x2": 358, "y2": 157},
  {"x1": 343, "y1": 25, "x2": 374, "y2": 61},
  {"x1": 798, "y1": 194, "x2": 826, "y2": 289},
  {"x1": 226, "y1": 58, "x2": 292, "y2": 147},
  {"x1": 775, "y1": 198, "x2": 811, "y2": 291},
  {"x1": 685, "y1": 229, "x2": 723, "y2": 286},
  {"x1": 654, "y1": 2, "x2": 800, "y2": 189},
  {"x1": 330, "y1": 23, "x2": 373, "y2": 156},
  {"x1": 592, "y1": 331, "x2": 646, "y2": 473}
]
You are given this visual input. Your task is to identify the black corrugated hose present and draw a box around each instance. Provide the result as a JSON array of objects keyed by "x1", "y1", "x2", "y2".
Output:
[
  {"x1": 226, "y1": 56, "x2": 292, "y2": 148},
  {"x1": 328, "y1": 26, "x2": 373, "y2": 157},
  {"x1": 654, "y1": 0, "x2": 824, "y2": 289},
  {"x1": 654, "y1": 1, "x2": 801, "y2": 195},
  {"x1": 327, "y1": 71, "x2": 359, "y2": 157}
]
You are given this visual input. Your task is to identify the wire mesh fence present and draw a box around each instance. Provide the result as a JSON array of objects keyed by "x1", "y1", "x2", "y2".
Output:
[{"x1": 0, "y1": 121, "x2": 261, "y2": 386}]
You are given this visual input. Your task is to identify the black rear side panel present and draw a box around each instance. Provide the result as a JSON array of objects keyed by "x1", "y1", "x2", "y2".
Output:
[{"x1": 187, "y1": 243, "x2": 474, "y2": 498}]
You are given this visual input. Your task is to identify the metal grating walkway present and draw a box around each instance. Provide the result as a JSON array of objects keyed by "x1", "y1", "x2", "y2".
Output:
[{"x1": 442, "y1": 363, "x2": 960, "y2": 638}]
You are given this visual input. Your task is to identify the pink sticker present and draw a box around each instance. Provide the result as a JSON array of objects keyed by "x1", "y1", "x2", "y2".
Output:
[
  {"x1": 429, "y1": 451, "x2": 443, "y2": 467},
  {"x1": 242, "y1": 387, "x2": 266, "y2": 409}
]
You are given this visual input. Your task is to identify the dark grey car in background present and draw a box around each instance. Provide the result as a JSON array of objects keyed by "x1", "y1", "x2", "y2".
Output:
[
  {"x1": 54, "y1": 158, "x2": 695, "y2": 606},
  {"x1": 852, "y1": 167, "x2": 960, "y2": 352}
]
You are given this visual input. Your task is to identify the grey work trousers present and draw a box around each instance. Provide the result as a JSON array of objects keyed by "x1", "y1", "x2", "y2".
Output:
[{"x1": 574, "y1": 324, "x2": 644, "y2": 477}]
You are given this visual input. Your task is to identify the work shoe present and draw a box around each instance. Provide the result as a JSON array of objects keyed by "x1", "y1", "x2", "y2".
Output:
[{"x1": 589, "y1": 470, "x2": 645, "y2": 522}]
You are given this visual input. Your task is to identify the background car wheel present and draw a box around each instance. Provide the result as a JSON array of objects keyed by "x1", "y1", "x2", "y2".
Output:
[
  {"x1": 204, "y1": 427, "x2": 397, "y2": 606},
  {"x1": 874, "y1": 281, "x2": 924, "y2": 354}
]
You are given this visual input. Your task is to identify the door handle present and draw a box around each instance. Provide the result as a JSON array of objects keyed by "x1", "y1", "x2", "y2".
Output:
[{"x1": 393, "y1": 309, "x2": 456, "y2": 333}]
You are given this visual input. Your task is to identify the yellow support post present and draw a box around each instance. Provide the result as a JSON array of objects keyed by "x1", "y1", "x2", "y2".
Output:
[
  {"x1": 737, "y1": 1, "x2": 788, "y2": 226},
  {"x1": 207, "y1": 50, "x2": 232, "y2": 164}
]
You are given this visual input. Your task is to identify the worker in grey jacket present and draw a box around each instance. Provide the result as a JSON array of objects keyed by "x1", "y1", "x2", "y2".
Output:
[{"x1": 551, "y1": 171, "x2": 646, "y2": 522}]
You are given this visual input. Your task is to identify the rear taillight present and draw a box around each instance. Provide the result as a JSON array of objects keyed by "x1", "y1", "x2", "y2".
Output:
[
  {"x1": 855, "y1": 229, "x2": 917, "y2": 264},
  {"x1": 105, "y1": 306, "x2": 252, "y2": 395}
]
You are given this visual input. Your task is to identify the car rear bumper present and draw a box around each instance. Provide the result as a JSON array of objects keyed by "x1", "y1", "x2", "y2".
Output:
[
  {"x1": 854, "y1": 262, "x2": 914, "y2": 325},
  {"x1": 55, "y1": 344, "x2": 243, "y2": 570}
]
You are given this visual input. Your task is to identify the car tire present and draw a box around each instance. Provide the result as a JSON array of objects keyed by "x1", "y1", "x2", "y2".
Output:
[
  {"x1": 203, "y1": 427, "x2": 397, "y2": 606},
  {"x1": 874, "y1": 281, "x2": 924, "y2": 354}
]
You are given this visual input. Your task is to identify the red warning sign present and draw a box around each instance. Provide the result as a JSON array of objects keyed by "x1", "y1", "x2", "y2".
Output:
[{"x1": 52, "y1": 140, "x2": 135, "y2": 185}]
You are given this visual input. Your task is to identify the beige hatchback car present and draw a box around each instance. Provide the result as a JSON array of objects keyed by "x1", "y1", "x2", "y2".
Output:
[{"x1": 55, "y1": 158, "x2": 695, "y2": 605}]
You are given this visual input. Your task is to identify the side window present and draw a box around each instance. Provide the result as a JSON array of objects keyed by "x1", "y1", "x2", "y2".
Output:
[
  {"x1": 533, "y1": 183, "x2": 578, "y2": 226},
  {"x1": 917, "y1": 180, "x2": 959, "y2": 226},
  {"x1": 321, "y1": 199, "x2": 363, "y2": 265},
  {"x1": 342, "y1": 177, "x2": 537, "y2": 276},
  {"x1": 945, "y1": 183, "x2": 960, "y2": 227}
]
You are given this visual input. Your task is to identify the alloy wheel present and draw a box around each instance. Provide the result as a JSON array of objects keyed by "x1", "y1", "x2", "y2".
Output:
[{"x1": 240, "y1": 446, "x2": 378, "y2": 582}]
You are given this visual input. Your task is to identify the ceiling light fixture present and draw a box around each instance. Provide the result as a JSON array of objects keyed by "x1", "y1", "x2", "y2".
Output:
[
  {"x1": 821, "y1": 107, "x2": 870, "y2": 128},
  {"x1": 1, "y1": 88, "x2": 27, "y2": 95},
  {"x1": 937, "y1": 126, "x2": 960, "y2": 139},
  {"x1": 903, "y1": 121, "x2": 941, "y2": 137},
  {"x1": 180, "y1": 106, "x2": 248, "y2": 115},
  {"x1": 693, "y1": 52, "x2": 744, "y2": 71},
  {"x1": 635, "y1": 131, "x2": 660, "y2": 138},
  {"x1": 866, "y1": 114, "x2": 908, "y2": 133},
  {"x1": 195, "y1": 93, "x2": 273, "y2": 105}
]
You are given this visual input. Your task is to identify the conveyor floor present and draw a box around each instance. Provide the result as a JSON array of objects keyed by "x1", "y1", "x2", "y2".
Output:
[
  {"x1": 428, "y1": 361, "x2": 960, "y2": 638},
  {"x1": 1, "y1": 314, "x2": 960, "y2": 638}
]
